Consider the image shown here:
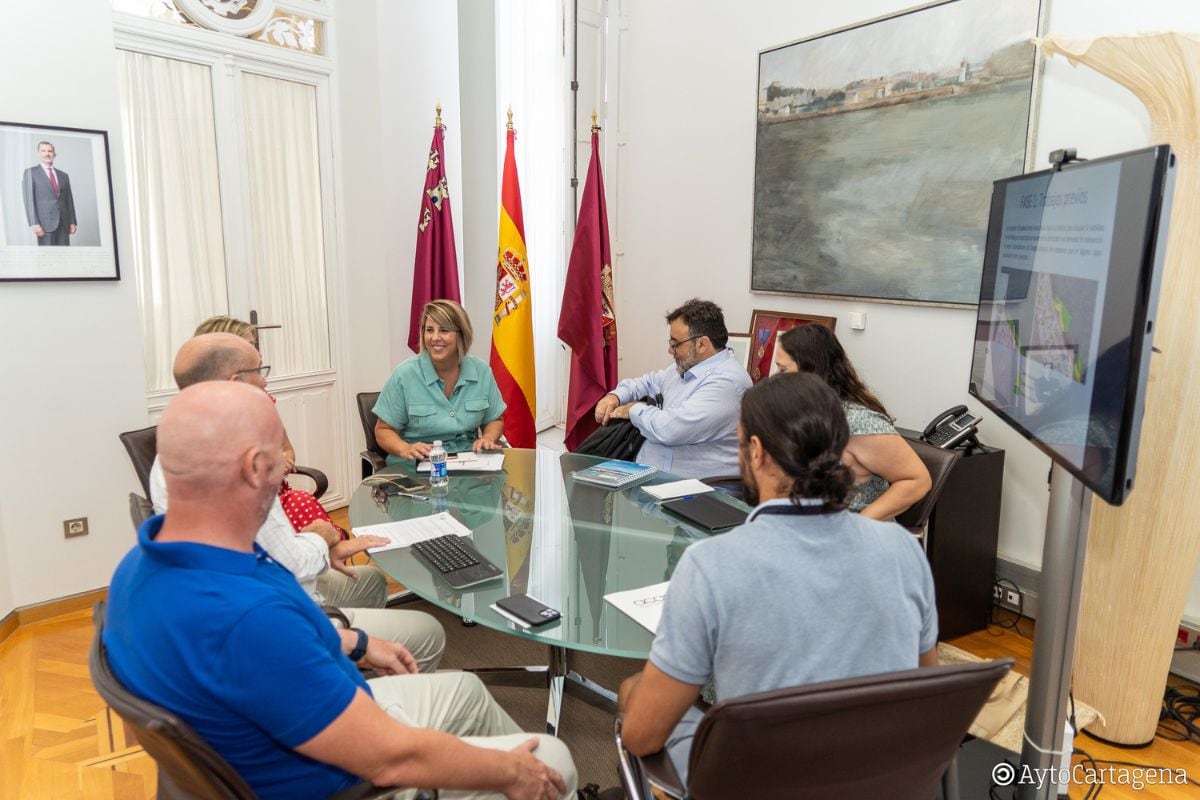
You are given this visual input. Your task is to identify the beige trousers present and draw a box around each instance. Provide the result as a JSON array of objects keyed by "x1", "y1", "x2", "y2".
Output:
[
  {"x1": 323, "y1": 566, "x2": 447, "y2": 672},
  {"x1": 368, "y1": 671, "x2": 578, "y2": 800}
]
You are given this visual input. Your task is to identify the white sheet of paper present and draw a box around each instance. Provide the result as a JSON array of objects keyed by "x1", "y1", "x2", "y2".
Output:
[
  {"x1": 416, "y1": 452, "x2": 505, "y2": 472},
  {"x1": 642, "y1": 479, "x2": 715, "y2": 501},
  {"x1": 604, "y1": 581, "x2": 671, "y2": 634},
  {"x1": 360, "y1": 512, "x2": 472, "y2": 553}
]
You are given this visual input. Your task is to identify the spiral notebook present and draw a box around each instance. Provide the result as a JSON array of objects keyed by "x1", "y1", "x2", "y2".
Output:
[{"x1": 572, "y1": 459, "x2": 657, "y2": 489}]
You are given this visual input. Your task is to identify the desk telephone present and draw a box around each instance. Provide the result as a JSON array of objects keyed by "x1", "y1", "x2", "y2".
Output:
[{"x1": 921, "y1": 405, "x2": 981, "y2": 449}]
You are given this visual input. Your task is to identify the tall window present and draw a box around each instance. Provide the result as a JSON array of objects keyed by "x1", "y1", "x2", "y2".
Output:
[{"x1": 114, "y1": 0, "x2": 349, "y2": 502}]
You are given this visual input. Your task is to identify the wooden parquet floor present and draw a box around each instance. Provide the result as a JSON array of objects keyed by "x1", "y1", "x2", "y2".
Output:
[{"x1": 1, "y1": 608, "x2": 156, "y2": 800}]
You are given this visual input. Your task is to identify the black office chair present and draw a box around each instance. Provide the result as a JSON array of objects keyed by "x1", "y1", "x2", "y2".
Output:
[
  {"x1": 89, "y1": 602, "x2": 425, "y2": 800},
  {"x1": 118, "y1": 426, "x2": 159, "y2": 499},
  {"x1": 119, "y1": 424, "x2": 329, "y2": 500},
  {"x1": 699, "y1": 475, "x2": 745, "y2": 502},
  {"x1": 895, "y1": 439, "x2": 960, "y2": 548},
  {"x1": 128, "y1": 492, "x2": 154, "y2": 532},
  {"x1": 357, "y1": 392, "x2": 387, "y2": 479},
  {"x1": 616, "y1": 658, "x2": 1012, "y2": 800}
]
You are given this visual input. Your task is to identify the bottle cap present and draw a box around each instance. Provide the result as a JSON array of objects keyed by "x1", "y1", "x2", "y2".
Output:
[{"x1": 433, "y1": 440, "x2": 442, "y2": 447}]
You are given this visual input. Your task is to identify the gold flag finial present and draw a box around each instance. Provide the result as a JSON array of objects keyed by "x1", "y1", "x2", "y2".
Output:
[
  {"x1": 435, "y1": 100, "x2": 443, "y2": 129},
  {"x1": 591, "y1": 108, "x2": 600, "y2": 133},
  {"x1": 506, "y1": 106, "x2": 514, "y2": 132}
]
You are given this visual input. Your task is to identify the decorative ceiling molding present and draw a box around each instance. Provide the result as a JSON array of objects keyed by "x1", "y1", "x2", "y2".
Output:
[{"x1": 174, "y1": 0, "x2": 276, "y2": 35}]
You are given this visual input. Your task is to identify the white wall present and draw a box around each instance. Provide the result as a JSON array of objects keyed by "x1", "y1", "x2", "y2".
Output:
[
  {"x1": 332, "y1": 0, "x2": 393, "y2": 403},
  {"x1": 374, "y1": 2, "x2": 471, "y2": 366},
  {"x1": 0, "y1": 0, "x2": 147, "y2": 614},
  {"x1": 616, "y1": 0, "x2": 1200, "y2": 618},
  {"x1": 457, "y1": 0, "x2": 503, "y2": 360}
]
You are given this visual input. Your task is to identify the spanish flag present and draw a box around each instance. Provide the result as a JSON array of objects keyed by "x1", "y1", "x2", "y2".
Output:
[{"x1": 489, "y1": 111, "x2": 537, "y2": 448}]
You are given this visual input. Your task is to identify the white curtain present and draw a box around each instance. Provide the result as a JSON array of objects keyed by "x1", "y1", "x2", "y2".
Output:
[
  {"x1": 241, "y1": 72, "x2": 330, "y2": 377},
  {"x1": 117, "y1": 50, "x2": 228, "y2": 392},
  {"x1": 495, "y1": 0, "x2": 568, "y2": 430}
]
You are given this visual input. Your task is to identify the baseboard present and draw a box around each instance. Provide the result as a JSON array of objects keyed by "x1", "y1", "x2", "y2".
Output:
[{"x1": 0, "y1": 587, "x2": 108, "y2": 644}]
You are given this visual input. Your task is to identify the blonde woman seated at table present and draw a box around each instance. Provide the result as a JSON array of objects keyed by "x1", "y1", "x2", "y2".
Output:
[
  {"x1": 774, "y1": 325, "x2": 931, "y2": 520},
  {"x1": 374, "y1": 300, "x2": 506, "y2": 465}
]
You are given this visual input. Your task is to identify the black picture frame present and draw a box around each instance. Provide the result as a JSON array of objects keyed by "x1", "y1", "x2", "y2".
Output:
[{"x1": 0, "y1": 120, "x2": 120, "y2": 281}]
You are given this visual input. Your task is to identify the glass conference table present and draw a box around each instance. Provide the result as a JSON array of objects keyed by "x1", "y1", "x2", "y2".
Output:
[{"x1": 349, "y1": 448, "x2": 749, "y2": 734}]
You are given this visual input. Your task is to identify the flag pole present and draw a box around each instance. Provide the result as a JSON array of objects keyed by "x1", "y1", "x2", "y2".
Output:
[
  {"x1": 435, "y1": 100, "x2": 443, "y2": 129},
  {"x1": 591, "y1": 108, "x2": 599, "y2": 134}
]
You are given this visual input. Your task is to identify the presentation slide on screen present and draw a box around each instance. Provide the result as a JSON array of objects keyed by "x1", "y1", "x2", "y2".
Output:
[{"x1": 976, "y1": 161, "x2": 1121, "y2": 470}]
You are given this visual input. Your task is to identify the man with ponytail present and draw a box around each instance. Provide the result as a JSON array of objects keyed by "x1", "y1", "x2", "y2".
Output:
[{"x1": 618, "y1": 373, "x2": 937, "y2": 784}]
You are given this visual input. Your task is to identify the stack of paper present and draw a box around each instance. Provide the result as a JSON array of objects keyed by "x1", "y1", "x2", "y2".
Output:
[
  {"x1": 359, "y1": 512, "x2": 472, "y2": 553},
  {"x1": 416, "y1": 452, "x2": 506, "y2": 472},
  {"x1": 604, "y1": 581, "x2": 671, "y2": 634},
  {"x1": 642, "y1": 479, "x2": 715, "y2": 500}
]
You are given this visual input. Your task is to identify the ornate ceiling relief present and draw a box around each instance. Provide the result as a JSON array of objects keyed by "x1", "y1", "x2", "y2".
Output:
[{"x1": 113, "y1": 0, "x2": 324, "y2": 55}]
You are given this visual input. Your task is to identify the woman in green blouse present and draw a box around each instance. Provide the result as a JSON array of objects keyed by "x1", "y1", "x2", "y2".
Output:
[
  {"x1": 373, "y1": 300, "x2": 507, "y2": 464},
  {"x1": 774, "y1": 324, "x2": 930, "y2": 520}
]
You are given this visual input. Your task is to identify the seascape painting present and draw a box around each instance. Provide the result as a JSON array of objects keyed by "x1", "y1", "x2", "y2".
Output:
[{"x1": 751, "y1": 0, "x2": 1042, "y2": 307}]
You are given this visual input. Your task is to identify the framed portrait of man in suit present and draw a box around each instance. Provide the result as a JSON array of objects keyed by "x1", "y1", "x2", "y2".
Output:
[{"x1": 0, "y1": 121, "x2": 119, "y2": 281}]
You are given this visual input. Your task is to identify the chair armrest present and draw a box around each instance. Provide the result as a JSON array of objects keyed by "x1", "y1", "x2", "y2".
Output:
[
  {"x1": 616, "y1": 717, "x2": 684, "y2": 800},
  {"x1": 640, "y1": 750, "x2": 684, "y2": 799},
  {"x1": 361, "y1": 449, "x2": 387, "y2": 476},
  {"x1": 322, "y1": 606, "x2": 351, "y2": 628},
  {"x1": 291, "y1": 465, "x2": 329, "y2": 500}
]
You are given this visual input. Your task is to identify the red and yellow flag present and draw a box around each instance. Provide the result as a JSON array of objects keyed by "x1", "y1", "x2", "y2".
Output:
[{"x1": 489, "y1": 112, "x2": 537, "y2": 448}]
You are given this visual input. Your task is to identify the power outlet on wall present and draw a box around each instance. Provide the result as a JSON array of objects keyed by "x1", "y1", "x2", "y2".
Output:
[
  {"x1": 63, "y1": 517, "x2": 88, "y2": 538},
  {"x1": 992, "y1": 581, "x2": 1023, "y2": 612}
]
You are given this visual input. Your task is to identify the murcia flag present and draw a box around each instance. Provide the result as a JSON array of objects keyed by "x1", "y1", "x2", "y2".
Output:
[
  {"x1": 489, "y1": 112, "x2": 536, "y2": 448},
  {"x1": 407, "y1": 108, "x2": 461, "y2": 352},
  {"x1": 558, "y1": 119, "x2": 617, "y2": 451}
]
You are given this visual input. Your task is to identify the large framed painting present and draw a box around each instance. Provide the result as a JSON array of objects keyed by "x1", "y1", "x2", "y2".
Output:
[
  {"x1": 0, "y1": 121, "x2": 119, "y2": 281},
  {"x1": 751, "y1": 0, "x2": 1044, "y2": 307},
  {"x1": 748, "y1": 310, "x2": 836, "y2": 383}
]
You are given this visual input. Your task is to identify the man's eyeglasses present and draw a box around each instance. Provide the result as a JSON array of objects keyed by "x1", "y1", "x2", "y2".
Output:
[
  {"x1": 668, "y1": 334, "x2": 703, "y2": 351},
  {"x1": 234, "y1": 364, "x2": 271, "y2": 379}
]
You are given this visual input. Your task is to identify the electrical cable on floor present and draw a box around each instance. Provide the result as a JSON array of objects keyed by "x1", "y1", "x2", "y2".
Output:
[
  {"x1": 988, "y1": 577, "x2": 1032, "y2": 638},
  {"x1": 1159, "y1": 684, "x2": 1200, "y2": 744}
]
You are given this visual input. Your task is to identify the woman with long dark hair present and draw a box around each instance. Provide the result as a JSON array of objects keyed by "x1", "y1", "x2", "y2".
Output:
[{"x1": 775, "y1": 325, "x2": 931, "y2": 520}]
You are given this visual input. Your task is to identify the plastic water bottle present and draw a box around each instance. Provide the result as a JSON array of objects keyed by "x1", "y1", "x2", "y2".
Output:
[{"x1": 429, "y1": 440, "x2": 449, "y2": 493}]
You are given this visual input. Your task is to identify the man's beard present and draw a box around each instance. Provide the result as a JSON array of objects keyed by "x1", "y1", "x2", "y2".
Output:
[
  {"x1": 740, "y1": 457, "x2": 760, "y2": 506},
  {"x1": 674, "y1": 349, "x2": 699, "y2": 376}
]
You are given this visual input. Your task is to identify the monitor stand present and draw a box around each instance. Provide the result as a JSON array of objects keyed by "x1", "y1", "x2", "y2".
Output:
[{"x1": 1016, "y1": 463, "x2": 1093, "y2": 799}]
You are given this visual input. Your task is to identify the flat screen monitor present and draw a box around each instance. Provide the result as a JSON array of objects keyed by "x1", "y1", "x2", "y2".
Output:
[{"x1": 968, "y1": 145, "x2": 1175, "y2": 505}]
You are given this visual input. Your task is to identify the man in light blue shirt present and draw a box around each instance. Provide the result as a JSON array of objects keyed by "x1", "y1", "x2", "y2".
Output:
[
  {"x1": 617, "y1": 373, "x2": 938, "y2": 785},
  {"x1": 594, "y1": 299, "x2": 751, "y2": 478}
]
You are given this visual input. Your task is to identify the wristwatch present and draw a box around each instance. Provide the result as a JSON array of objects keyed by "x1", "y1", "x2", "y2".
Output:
[{"x1": 348, "y1": 627, "x2": 368, "y2": 662}]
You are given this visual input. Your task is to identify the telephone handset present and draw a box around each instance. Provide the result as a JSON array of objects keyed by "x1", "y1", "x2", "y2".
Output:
[{"x1": 921, "y1": 405, "x2": 981, "y2": 449}]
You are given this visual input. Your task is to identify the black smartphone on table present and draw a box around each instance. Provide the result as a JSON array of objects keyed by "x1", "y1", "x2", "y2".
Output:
[{"x1": 491, "y1": 594, "x2": 562, "y2": 628}]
